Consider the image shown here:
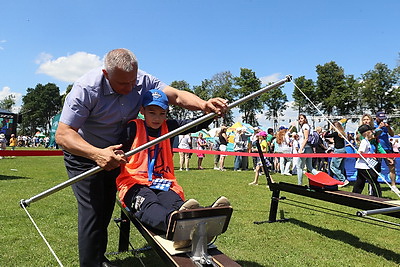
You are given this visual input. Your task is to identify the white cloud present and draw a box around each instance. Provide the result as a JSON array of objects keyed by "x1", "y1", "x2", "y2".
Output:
[
  {"x1": 0, "y1": 40, "x2": 6, "y2": 50},
  {"x1": 35, "y1": 52, "x2": 53, "y2": 64},
  {"x1": 36, "y1": 51, "x2": 103, "y2": 83},
  {"x1": 259, "y1": 73, "x2": 282, "y2": 85},
  {"x1": 0, "y1": 86, "x2": 23, "y2": 113}
]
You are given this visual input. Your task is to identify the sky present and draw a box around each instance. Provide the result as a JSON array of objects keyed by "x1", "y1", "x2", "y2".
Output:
[{"x1": 1, "y1": 0, "x2": 399, "y2": 131}]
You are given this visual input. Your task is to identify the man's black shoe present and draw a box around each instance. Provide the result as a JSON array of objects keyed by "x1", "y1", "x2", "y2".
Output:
[{"x1": 102, "y1": 260, "x2": 118, "y2": 267}]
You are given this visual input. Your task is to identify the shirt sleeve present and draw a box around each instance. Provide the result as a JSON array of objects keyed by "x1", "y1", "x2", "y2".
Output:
[
  {"x1": 358, "y1": 139, "x2": 368, "y2": 153},
  {"x1": 59, "y1": 81, "x2": 93, "y2": 129},
  {"x1": 138, "y1": 69, "x2": 168, "y2": 91}
]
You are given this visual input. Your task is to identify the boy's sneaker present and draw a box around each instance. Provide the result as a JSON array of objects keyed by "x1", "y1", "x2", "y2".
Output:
[
  {"x1": 210, "y1": 196, "x2": 231, "y2": 208},
  {"x1": 173, "y1": 239, "x2": 192, "y2": 249},
  {"x1": 179, "y1": 198, "x2": 200, "y2": 211},
  {"x1": 173, "y1": 199, "x2": 201, "y2": 249},
  {"x1": 338, "y1": 180, "x2": 349, "y2": 188}
]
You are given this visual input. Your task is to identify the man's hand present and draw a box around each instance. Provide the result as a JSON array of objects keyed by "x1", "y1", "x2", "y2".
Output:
[
  {"x1": 94, "y1": 144, "x2": 127, "y2": 171},
  {"x1": 202, "y1": 97, "x2": 229, "y2": 115}
]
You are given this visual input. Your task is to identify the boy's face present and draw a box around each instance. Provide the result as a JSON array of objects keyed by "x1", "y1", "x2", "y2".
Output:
[
  {"x1": 364, "y1": 130, "x2": 374, "y2": 140},
  {"x1": 140, "y1": 105, "x2": 167, "y2": 129}
]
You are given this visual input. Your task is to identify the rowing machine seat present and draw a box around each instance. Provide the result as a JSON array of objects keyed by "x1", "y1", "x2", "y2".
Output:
[{"x1": 305, "y1": 172, "x2": 344, "y2": 191}]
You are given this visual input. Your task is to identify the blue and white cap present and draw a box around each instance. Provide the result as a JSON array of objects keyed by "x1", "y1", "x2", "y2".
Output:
[{"x1": 142, "y1": 89, "x2": 169, "y2": 110}]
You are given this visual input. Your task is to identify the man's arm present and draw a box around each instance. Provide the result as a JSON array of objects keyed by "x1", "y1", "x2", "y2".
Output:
[
  {"x1": 163, "y1": 86, "x2": 228, "y2": 115},
  {"x1": 56, "y1": 122, "x2": 126, "y2": 171}
]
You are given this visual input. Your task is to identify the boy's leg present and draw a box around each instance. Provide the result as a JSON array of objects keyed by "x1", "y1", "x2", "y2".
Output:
[
  {"x1": 127, "y1": 186, "x2": 178, "y2": 232},
  {"x1": 157, "y1": 190, "x2": 185, "y2": 211},
  {"x1": 352, "y1": 169, "x2": 366, "y2": 194},
  {"x1": 366, "y1": 169, "x2": 382, "y2": 197}
]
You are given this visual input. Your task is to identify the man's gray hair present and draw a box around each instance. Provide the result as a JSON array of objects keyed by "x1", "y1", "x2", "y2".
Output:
[{"x1": 104, "y1": 48, "x2": 138, "y2": 74}]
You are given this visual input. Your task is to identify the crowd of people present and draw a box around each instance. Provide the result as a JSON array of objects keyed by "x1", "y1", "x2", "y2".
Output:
[
  {"x1": 0, "y1": 134, "x2": 52, "y2": 149},
  {"x1": 0, "y1": 133, "x2": 57, "y2": 159},
  {"x1": 179, "y1": 111, "x2": 399, "y2": 196}
]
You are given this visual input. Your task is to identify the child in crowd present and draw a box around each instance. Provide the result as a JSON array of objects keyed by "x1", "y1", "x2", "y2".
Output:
[
  {"x1": 249, "y1": 131, "x2": 272, "y2": 186},
  {"x1": 116, "y1": 89, "x2": 230, "y2": 248},
  {"x1": 196, "y1": 132, "x2": 207, "y2": 169},
  {"x1": 0, "y1": 133, "x2": 6, "y2": 159},
  {"x1": 352, "y1": 124, "x2": 381, "y2": 197}
]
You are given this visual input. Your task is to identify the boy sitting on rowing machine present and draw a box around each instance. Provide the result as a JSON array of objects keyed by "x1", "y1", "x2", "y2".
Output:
[{"x1": 116, "y1": 89, "x2": 230, "y2": 248}]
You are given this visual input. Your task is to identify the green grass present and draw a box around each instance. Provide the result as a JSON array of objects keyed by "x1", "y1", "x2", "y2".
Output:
[{"x1": 1, "y1": 153, "x2": 400, "y2": 266}]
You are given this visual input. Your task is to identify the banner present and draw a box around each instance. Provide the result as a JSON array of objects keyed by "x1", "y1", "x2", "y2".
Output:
[{"x1": 48, "y1": 113, "x2": 61, "y2": 148}]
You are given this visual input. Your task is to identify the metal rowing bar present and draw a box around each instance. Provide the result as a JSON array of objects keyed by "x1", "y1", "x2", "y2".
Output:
[
  {"x1": 20, "y1": 75, "x2": 292, "y2": 207},
  {"x1": 356, "y1": 206, "x2": 400, "y2": 217}
]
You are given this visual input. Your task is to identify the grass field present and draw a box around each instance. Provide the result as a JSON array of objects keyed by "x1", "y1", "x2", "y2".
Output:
[{"x1": 1, "y1": 152, "x2": 400, "y2": 266}]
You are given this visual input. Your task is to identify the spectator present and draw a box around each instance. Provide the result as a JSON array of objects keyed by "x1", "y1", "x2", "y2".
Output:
[
  {"x1": 353, "y1": 124, "x2": 381, "y2": 197},
  {"x1": 324, "y1": 121, "x2": 349, "y2": 186},
  {"x1": 266, "y1": 128, "x2": 276, "y2": 173},
  {"x1": 212, "y1": 129, "x2": 221, "y2": 170},
  {"x1": 0, "y1": 133, "x2": 6, "y2": 159},
  {"x1": 249, "y1": 131, "x2": 272, "y2": 185},
  {"x1": 9, "y1": 134, "x2": 17, "y2": 150},
  {"x1": 297, "y1": 114, "x2": 319, "y2": 185},
  {"x1": 218, "y1": 126, "x2": 228, "y2": 171},
  {"x1": 313, "y1": 126, "x2": 328, "y2": 172},
  {"x1": 374, "y1": 111, "x2": 398, "y2": 193},
  {"x1": 291, "y1": 132, "x2": 300, "y2": 175},
  {"x1": 196, "y1": 132, "x2": 207, "y2": 169},
  {"x1": 178, "y1": 134, "x2": 192, "y2": 171},
  {"x1": 233, "y1": 127, "x2": 249, "y2": 171},
  {"x1": 250, "y1": 127, "x2": 262, "y2": 171},
  {"x1": 275, "y1": 126, "x2": 292, "y2": 176}
]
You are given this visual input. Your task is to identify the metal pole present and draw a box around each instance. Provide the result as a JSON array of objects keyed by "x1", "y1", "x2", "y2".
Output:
[
  {"x1": 356, "y1": 206, "x2": 400, "y2": 217},
  {"x1": 21, "y1": 75, "x2": 292, "y2": 207}
]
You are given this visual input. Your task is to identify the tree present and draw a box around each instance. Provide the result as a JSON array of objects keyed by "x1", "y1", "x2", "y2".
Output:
[
  {"x1": 292, "y1": 76, "x2": 316, "y2": 116},
  {"x1": 0, "y1": 94, "x2": 16, "y2": 111},
  {"x1": 361, "y1": 63, "x2": 400, "y2": 114},
  {"x1": 209, "y1": 71, "x2": 236, "y2": 127},
  {"x1": 168, "y1": 80, "x2": 194, "y2": 120},
  {"x1": 316, "y1": 61, "x2": 349, "y2": 116},
  {"x1": 20, "y1": 83, "x2": 62, "y2": 135},
  {"x1": 61, "y1": 84, "x2": 73, "y2": 106},
  {"x1": 261, "y1": 84, "x2": 288, "y2": 130},
  {"x1": 343, "y1": 74, "x2": 362, "y2": 116},
  {"x1": 192, "y1": 79, "x2": 214, "y2": 118},
  {"x1": 233, "y1": 68, "x2": 262, "y2": 126}
]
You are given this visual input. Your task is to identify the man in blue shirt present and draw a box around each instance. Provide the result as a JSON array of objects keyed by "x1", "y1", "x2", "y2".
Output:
[
  {"x1": 56, "y1": 48, "x2": 227, "y2": 267},
  {"x1": 374, "y1": 111, "x2": 398, "y2": 193}
]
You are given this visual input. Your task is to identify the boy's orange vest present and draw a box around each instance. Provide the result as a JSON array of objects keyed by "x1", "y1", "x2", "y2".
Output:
[{"x1": 117, "y1": 119, "x2": 184, "y2": 207}]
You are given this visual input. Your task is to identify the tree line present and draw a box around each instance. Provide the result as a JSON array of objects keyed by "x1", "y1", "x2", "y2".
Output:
[{"x1": 1, "y1": 57, "x2": 399, "y2": 136}]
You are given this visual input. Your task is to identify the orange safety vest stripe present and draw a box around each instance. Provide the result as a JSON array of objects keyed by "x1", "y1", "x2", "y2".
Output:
[{"x1": 116, "y1": 119, "x2": 184, "y2": 207}]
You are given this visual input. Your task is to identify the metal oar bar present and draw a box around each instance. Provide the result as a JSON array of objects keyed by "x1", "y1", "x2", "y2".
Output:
[
  {"x1": 356, "y1": 206, "x2": 400, "y2": 217},
  {"x1": 20, "y1": 75, "x2": 292, "y2": 207}
]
